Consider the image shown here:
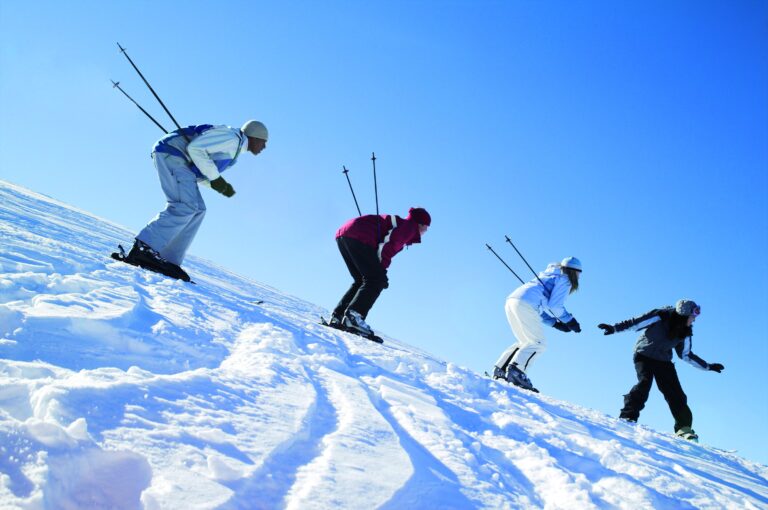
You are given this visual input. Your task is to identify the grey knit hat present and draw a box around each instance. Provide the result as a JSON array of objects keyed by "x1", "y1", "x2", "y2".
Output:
[
  {"x1": 675, "y1": 299, "x2": 700, "y2": 316},
  {"x1": 241, "y1": 120, "x2": 268, "y2": 140}
]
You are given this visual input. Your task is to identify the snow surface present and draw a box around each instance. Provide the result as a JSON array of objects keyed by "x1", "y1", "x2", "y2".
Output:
[{"x1": 0, "y1": 178, "x2": 766, "y2": 510}]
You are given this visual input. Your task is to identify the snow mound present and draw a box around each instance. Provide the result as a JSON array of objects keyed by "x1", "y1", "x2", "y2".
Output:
[{"x1": 1, "y1": 179, "x2": 766, "y2": 509}]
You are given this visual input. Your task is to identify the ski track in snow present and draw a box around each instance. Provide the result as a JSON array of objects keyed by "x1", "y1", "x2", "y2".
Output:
[{"x1": 1, "y1": 179, "x2": 767, "y2": 509}]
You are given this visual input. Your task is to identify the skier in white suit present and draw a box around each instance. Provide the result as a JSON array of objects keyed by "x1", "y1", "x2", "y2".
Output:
[{"x1": 492, "y1": 257, "x2": 582, "y2": 391}]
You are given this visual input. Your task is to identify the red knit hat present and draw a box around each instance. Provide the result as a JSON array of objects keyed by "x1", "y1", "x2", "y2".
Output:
[{"x1": 407, "y1": 207, "x2": 431, "y2": 226}]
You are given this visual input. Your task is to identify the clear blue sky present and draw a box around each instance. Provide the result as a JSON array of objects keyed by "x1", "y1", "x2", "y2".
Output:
[{"x1": 2, "y1": 1, "x2": 767, "y2": 463}]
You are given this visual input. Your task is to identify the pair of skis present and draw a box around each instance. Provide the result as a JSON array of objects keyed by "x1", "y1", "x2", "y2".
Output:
[
  {"x1": 111, "y1": 244, "x2": 193, "y2": 283},
  {"x1": 319, "y1": 316, "x2": 384, "y2": 344}
]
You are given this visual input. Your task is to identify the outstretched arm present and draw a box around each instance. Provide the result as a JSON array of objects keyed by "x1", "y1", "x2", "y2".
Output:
[
  {"x1": 598, "y1": 308, "x2": 663, "y2": 335},
  {"x1": 676, "y1": 337, "x2": 724, "y2": 372}
]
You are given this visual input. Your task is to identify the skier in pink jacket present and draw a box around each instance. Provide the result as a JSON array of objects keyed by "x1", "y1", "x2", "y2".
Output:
[{"x1": 330, "y1": 207, "x2": 431, "y2": 337}]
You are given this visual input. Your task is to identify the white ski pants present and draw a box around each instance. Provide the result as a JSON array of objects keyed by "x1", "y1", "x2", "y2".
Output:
[
  {"x1": 494, "y1": 297, "x2": 546, "y2": 373},
  {"x1": 136, "y1": 153, "x2": 206, "y2": 265}
]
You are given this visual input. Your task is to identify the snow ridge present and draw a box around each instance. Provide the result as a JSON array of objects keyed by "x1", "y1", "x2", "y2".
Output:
[{"x1": 1, "y1": 179, "x2": 766, "y2": 509}]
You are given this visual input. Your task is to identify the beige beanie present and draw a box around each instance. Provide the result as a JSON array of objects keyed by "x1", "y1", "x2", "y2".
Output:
[{"x1": 241, "y1": 120, "x2": 268, "y2": 140}]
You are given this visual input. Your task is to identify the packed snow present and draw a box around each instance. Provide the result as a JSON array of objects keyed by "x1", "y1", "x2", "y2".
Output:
[{"x1": 0, "y1": 179, "x2": 766, "y2": 509}]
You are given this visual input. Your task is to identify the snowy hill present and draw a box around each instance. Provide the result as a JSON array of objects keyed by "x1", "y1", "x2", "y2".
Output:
[{"x1": 0, "y1": 179, "x2": 766, "y2": 510}]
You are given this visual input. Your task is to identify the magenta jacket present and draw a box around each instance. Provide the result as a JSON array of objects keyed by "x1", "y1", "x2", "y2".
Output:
[{"x1": 336, "y1": 214, "x2": 422, "y2": 269}]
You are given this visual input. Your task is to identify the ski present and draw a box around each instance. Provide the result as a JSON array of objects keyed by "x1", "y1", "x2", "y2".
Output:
[
  {"x1": 111, "y1": 244, "x2": 195, "y2": 284},
  {"x1": 320, "y1": 316, "x2": 384, "y2": 344}
]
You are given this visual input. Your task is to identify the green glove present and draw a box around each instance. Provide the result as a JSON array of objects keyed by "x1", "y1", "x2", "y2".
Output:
[{"x1": 210, "y1": 177, "x2": 235, "y2": 197}]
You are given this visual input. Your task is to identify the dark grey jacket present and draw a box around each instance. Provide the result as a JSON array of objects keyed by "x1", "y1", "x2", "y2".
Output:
[{"x1": 613, "y1": 307, "x2": 709, "y2": 369}]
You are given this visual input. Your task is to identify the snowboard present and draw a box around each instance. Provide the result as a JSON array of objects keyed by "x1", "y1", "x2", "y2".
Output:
[
  {"x1": 111, "y1": 244, "x2": 194, "y2": 283},
  {"x1": 320, "y1": 316, "x2": 384, "y2": 344}
]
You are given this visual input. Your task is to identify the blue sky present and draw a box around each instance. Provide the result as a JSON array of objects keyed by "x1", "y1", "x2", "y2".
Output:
[{"x1": 1, "y1": 1, "x2": 767, "y2": 463}]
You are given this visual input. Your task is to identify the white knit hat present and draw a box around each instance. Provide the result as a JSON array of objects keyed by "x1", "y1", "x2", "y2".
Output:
[
  {"x1": 241, "y1": 120, "x2": 268, "y2": 140},
  {"x1": 561, "y1": 256, "x2": 582, "y2": 272}
]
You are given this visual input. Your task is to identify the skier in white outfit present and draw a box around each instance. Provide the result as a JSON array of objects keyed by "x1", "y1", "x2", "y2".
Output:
[{"x1": 492, "y1": 257, "x2": 582, "y2": 391}]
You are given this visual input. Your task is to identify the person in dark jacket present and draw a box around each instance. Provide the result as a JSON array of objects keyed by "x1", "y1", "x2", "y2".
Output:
[
  {"x1": 598, "y1": 299, "x2": 724, "y2": 441},
  {"x1": 330, "y1": 207, "x2": 431, "y2": 337}
]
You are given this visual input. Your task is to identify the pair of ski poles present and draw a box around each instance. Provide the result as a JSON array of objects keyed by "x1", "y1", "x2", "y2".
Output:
[
  {"x1": 486, "y1": 236, "x2": 566, "y2": 325},
  {"x1": 111, "y1": 42, "x2": 187, "y2": 140},
  {"x1": 115, "y1": 41, "x2": 380, "y2": 225},
  {"x1": 342, "y1": 154, "x2": 381, "y2": 236}
]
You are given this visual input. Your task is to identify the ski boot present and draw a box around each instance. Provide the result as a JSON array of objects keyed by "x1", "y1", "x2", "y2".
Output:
[
  {"x1": 113, "y1": 240, "x2": 191, "y2": 282},
  {"x1": 342, "y1": 310, "x2": 383, "y2": 343},
  {"x1": 675, "y1": 427, "x2": 699, "y2": 443},
  {"x1": 343, "y1": 310, "x2": 373, "y2": 336},
  {"x1": 505, "y1": 364, "x2": 539, "y2": 393},
  {"x1": 328, "y1": 314, "x2": 345, "y2": 330},
  {"x1": 320, "y1": 314, "x2": 346, "y2": 330},
  {"x1": 491, "y1": 366, "x2": 506, "y2": 381}
]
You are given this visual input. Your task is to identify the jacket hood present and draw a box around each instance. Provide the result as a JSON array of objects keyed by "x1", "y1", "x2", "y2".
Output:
[{"x1": 540, "y1": 263, "x2": 563, "y2": 277}]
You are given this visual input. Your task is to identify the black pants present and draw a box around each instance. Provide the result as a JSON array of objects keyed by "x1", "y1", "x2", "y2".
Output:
[
  {"x1": 332, "y1": 237, "x2": 388, "y2": 320},
  {"x1": 619, "y1": 353, "x2": 693, "y2": 432}
]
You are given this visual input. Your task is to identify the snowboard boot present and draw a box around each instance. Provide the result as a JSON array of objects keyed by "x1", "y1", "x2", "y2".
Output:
[
  {"x1": 675, "y1": 426, "x2": 699, "y2": 443},
  {"x1": 505, "y1": 364, "x2": 538, "y2": 392},
  {"x1": 343, "y1": 310, "x2": 374, "y2": 337}
]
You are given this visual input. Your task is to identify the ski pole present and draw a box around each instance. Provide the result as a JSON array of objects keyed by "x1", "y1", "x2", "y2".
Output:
[
  {"x1": 504, "y1": 235, "x2": 566, "y2": 324},
  {"x1": 505, "y1": 235, "x2": 549, "y2": 289},
  {"x1": 372, "y1": 151, "x2": 381, "y2": 237},
  {"x1": 372, "y1": 152, "x2": 380, "y2": 217},
  {"x1": 486, "y1": 244, "x2": 525, "y2": 284},
  {"x1": 117, "y1": 42, "x2": 185, "y2": 134},
  {"x1": 111, "y1": 80, "x2": 169, "y2": 134},
  {"x1": 342, "y1": 165, "x2": 362, "y2": 216}
]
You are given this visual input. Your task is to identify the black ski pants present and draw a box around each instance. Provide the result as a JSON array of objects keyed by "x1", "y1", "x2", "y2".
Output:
[
  {"x1": 619, "y1": 353, "x2": 693, "y2": 432},
  {"x1": 332, "y1": 237, "x2": 388, "y2": 320}
]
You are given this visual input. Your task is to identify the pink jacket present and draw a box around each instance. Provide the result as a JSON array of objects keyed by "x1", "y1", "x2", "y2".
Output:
[{"x1": 336, "y1": 214, "x2": 422, "y2": 269}]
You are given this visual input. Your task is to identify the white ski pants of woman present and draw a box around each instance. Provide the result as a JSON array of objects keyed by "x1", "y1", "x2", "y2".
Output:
[
  {"x1": 136, "y1": 153, "x2": 206, "y2": 265},
  {"x1": 494, "y1": 297, "x2": 546, "y2": 373}
]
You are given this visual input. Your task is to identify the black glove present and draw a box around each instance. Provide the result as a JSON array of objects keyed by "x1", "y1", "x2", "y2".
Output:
[
  {"x1": 553, "y1": 321, "x2": 571, "y2": 332},
  {"x1": 566, "y1": 317, "x2": 581, "y2": 333},
  {"x1": 708, "y1": 363, "x2": 724, "y2": 373},
  {"x1": 210, "y1": 177, "x2": 235, "y2": 197},
  {"x1": 598, "y1": 323, "x2": 616, "y2": 335}
]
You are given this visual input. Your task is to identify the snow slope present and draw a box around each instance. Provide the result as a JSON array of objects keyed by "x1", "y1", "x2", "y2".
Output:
[{"x1": 0, "y1": 179, "x2": 766, "y2": 510}]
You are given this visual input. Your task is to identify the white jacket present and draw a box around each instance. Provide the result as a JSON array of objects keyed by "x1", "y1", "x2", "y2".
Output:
[{"x1": 153, "y1": 125, "x2": 248, "y2": 181}]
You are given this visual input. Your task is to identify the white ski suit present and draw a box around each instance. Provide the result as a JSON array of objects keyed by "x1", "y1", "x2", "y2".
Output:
[{"x1": 495, "y1": 263, "x2": 575, "y2": 373}]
